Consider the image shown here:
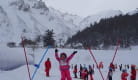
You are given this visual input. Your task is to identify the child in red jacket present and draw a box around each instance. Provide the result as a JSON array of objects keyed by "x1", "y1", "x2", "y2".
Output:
[
  {"x1": 55, "y1": 49, "x2": 77, "y2": 80},
  {"x1": 99, "y1": 62, "x2": 104, "y2": 69},
  {"x1": 130, "y1": 65, "x2": 136, "y2": 80},
  {"x1": 81, "y1": 67, "x2": 88, "y2": 80},
  {"x1": 73, "y1": 64, "x2": 78, "y2": 78},
  {"x1": 110, "y1": 62, "x2": 115, "y2": 71},
  {"x1": 45, "y1": 58, "x2": 51, "y2": 77},
  {"x1": 121, "y1": 69, "x2": 129, "y2": 80}
]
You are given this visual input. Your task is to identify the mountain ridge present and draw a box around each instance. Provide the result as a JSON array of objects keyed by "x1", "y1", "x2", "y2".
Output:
[{"x1": 0, "y1": 0, "x2": 137, "y2": 46}]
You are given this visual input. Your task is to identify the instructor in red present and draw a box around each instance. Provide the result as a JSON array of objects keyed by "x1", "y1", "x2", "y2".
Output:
[{"x1": 45, "y1": 58, "x2": 51, "y2": 77}]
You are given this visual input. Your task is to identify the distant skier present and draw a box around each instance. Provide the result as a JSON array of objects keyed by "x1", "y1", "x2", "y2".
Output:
[
  {"x1": 81, "y1": 67, "x2": 88, "y2": 80},
  {"x1": 55, "y1": 49, "x2": 77, "y2": 80},
  {"x1": 45, "y1": 58, "x2": 51, "y2": 77},
  {"x1": 99, "y1": 61, "x2": 104, "y2": 69},
  {"x1": 88, "y1": 65, "x2": 94, "y2": 80},
  {"x1": 73, "y1": 64, "x2": 78, "y2": 78},
  {"x1": 110, "y1": 62, "x2": 115, "y2": 71},
  {"x1": 121, "y1": 69, "x2": 129, "y2": 80},
  {"x1": 130, "y1": 65, "x2": 136, "y2": 80},
  {"x1": 119, "y1": 64, "x2": 123, "y2": 71},
  {"x1": 127, "y1": 64, "x2": 129, "y2": 69},
  {"x1": 79, "y1": 64, "x2": 83, "y2": 79},
  {"x1": 108, "y1": 68, "x2": 113, "y2": 80}
]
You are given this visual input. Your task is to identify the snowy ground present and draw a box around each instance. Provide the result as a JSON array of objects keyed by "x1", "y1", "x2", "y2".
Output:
[{"x1": 0, "y1": 44, "x2": 138, "y2": 80}]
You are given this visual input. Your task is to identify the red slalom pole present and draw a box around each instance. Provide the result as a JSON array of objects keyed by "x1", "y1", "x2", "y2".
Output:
[
  {"x1": 111, "y1": 40, "x2": 120, "y2": 63},
  {"x1": 88, "y1": 48, "x2": 105, "y2": 80},
  {"x1": 21, "y1": 37, "x2": 32, "y2": 80},
  {"x1": 105, "y1": 40, "x2": 120, "y2": 80}
]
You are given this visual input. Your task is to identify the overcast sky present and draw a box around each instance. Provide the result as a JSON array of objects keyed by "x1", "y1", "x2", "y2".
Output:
[{"x1": 44, "y1": 0, "x2": 138, "y2": 17}]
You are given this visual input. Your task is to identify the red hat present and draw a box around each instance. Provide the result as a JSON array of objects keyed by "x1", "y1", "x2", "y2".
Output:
[{"x1": 131, "y1": 64, "x2": 136, "y2": 68}]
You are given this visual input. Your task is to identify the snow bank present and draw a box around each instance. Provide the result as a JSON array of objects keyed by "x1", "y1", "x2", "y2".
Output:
[{"x1": 0, "y1": 44, "x2": 33, "y2": 70}]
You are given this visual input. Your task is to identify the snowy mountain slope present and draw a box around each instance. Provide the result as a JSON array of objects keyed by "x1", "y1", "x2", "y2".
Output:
[
  {"x1": 0, "y1": 0, "x2": 78, "y2": 44},
  {"x1": 79, "y1": 10, "x2": 123, "y2": 30},
  {"x1": 48, "y1": 7, "x2": 82, "y2": 31},
  {"x1": 0, "y1": 0, "x2": 137, "y2": 45},
  {"x1": 48, "y1": 8, "x2": 124, "y2": 31},
  {"x1": 128, "y1": 8, "x2": 138, "y2": 15},
  {"x1": 61, "y1": 13, "x2": 83, "y2": 26}
]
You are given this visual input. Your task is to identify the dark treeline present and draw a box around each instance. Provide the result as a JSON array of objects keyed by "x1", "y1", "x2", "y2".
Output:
[{"x1": 66, "y1": 13, "x2": 138, "y2": 49}]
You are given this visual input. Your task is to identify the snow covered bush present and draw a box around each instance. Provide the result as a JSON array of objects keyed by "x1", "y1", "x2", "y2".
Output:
[
  {"x1": 0, "y1": 6, "x2": 10, "y2": 27},
  {"x1": 32, "y1": 0, "x2": 49, "y2": 14},
  {"x1": 19, "y1": 38, "x2": 37, "y2": 48},
  {"x1": 65, "y1": 43, "x2": 83, "y2": 49},
  {"x1": 7, "y1": 42, "x2": 16, "y2": 48},
  {"x1": 10, "y1": 0, "x2": 30, "y2": 12},
  {"x1": 32, "y1": 0, "x2": 48, "y2": 10}
]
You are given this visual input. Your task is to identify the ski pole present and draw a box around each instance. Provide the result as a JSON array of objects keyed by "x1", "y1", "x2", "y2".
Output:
[
  {"x1": 21, "y1": 37, "x2": 32, "y2": 80},
  {"x1": 31, "y1": 45, "x2": 50, "y2": 80},
  {"x1": 88, "y1": 48, "x2": 105, "y2": 80},
  {"x1": 105, "y1": 40, "x2": 120, "y2": 80}
]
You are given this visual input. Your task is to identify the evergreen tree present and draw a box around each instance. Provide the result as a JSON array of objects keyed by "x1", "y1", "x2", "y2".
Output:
[
  {"x1": 43, "y1": 29, "x2": 55, "y2": 47},
  {"x1": 66, "y1": 13, "x2": 138, "y2": 49}
]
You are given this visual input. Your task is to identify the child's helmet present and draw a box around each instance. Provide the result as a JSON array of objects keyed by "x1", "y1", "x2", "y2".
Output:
[
  {"x1": 60, "y1": 53, "x2": 67, "y2": 58},
  {"x1": 122, "y1": 69, "x2": 127, "y2": 72}
]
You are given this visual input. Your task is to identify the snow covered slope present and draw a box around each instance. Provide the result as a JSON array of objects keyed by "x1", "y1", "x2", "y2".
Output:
[
  {"x1": 0, "y1": 44, "x2": 138, "y2": 80},
  {"x1": 128, "y1": 8, "x2": 138, "y2": 15},
  {"x1": 0, "y1": 43, "x2": 33, "y2": 70},
  {"x1": 0, "y1": 0, "x2": 79, "y2": 44}
]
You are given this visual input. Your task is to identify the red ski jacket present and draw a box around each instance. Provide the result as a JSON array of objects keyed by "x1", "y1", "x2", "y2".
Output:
[
  {"x1": 121, "y1": 72, "x2": 129, "y2": 80},
  {"x1": 131, "y1": 69, "x2": 136, "y2": 80},
  {"x1": 55, "y1": 53, "x2": 75, "y2": 70},
  {"x1": 45, "y1": 60, "x2": 51, "y2": 71},
  {"x1": 110, "y1": 63, "x2": 115, "y2": 69}
]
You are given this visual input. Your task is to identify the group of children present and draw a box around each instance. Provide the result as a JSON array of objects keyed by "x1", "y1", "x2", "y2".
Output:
[
  {"x1": 72, "y1": 64, "x2": 94, "y2": 80},
  {"x1": 44, "y1": 49, "x2": 137, "y2": 80},
  {"x1": 120, "y1": 64, "x2": 137, "y2": 80},
  {"x1": 108, "y1": 62, "x2": 137, "y2": 80}
]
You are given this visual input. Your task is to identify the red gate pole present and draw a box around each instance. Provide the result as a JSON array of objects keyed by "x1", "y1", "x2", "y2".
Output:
[
  {"x1": 21, "y1": 37, "x2": 32, "y2": 80},
  {"x1": 88, "y1": 48, "x2": 105, "y2": 80},
  {"x1": 111, "y1": 40, "x2": 120, "y2": 63}
]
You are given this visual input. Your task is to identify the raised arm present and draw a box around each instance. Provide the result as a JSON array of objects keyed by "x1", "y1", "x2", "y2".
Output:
[
  {"x1": 67, "y1": 51, "x2": 77, "y2": 62},
  {"x1": 55, "y1": 52, "x2": 60, "y2": 61},
  {"x1": 55, "y1": 49, "x2": 60, "y2": 61}
]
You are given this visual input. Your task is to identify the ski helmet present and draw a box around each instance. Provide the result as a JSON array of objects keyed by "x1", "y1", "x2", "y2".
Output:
[{"x1": 60, "y1": 53, "x2": 67, "y2": 58}]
